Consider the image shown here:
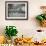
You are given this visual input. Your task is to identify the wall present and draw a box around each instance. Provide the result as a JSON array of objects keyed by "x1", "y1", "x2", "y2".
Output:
[{"x1": 0, "y1": 0, "x2": 46, "y2": 41}]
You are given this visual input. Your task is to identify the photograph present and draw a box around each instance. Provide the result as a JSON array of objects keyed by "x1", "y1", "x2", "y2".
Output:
[{"x1": 5, "y1": 1, "x2": 28, "y2": 20}]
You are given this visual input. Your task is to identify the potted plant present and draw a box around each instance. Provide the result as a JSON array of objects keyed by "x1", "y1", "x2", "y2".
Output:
[
  {"x1": 5, "y1": 26, "x2": 18, "y2": 43},
  {"x1": 36, "y1": 14, "x2": 46, "y2": 27},
  {"x1": 36, "y1": 6, "x2": 46, "y2": 27}
]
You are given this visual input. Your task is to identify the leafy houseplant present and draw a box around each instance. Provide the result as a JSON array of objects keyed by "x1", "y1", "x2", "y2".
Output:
[
  {"x1": 5, "y1": 26, "x2": 18, "y2": 39},
  {"x1": 36, "y1": 14, "x2": 46, "y2": 27},
  {"x1": 36, "y1": 14, "x2": 46, "y2": 21}
]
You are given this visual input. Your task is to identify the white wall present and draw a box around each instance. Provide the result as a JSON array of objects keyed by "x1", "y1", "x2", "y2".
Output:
[{"x1": 0, "y1": 0, "x2": 46, "y2": 41}]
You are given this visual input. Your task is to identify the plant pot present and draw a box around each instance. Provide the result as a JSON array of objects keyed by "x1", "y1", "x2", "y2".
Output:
[
  {"x1": 7, "y1": 39, "x2": 11, "y2": 44},
  {"x1": 11, "y1": 36, "x2": 17, "y2": 44},
  {"x1": 41, "y1": 20, "x2": 46, "y2": 27},
  {"x1": 7, "y1": 39, "x2": 12, "y2": 44}
]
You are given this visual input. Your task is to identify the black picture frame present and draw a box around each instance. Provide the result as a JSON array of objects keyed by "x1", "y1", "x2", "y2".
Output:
[{"x1": 5, "y1": 1, "x2": 28, "y2": 20}]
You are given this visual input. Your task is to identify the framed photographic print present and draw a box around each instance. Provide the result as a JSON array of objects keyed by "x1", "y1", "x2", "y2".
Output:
[{"x1": 5, "y1": 1, "x2": 28, "y2": 20}]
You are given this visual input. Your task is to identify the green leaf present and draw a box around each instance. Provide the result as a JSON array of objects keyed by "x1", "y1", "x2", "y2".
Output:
[
  {"x1": 44, "y1": 15, "x2": 46, "y2": 19},
  {"x1": 36, "y1": 15, "x2": 44, "y2": 21}
]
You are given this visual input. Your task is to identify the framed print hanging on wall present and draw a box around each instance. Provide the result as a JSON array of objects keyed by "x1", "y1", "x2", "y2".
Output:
[{"x1": 5, "y1": 1, "x2": 28, "y2": 20}]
